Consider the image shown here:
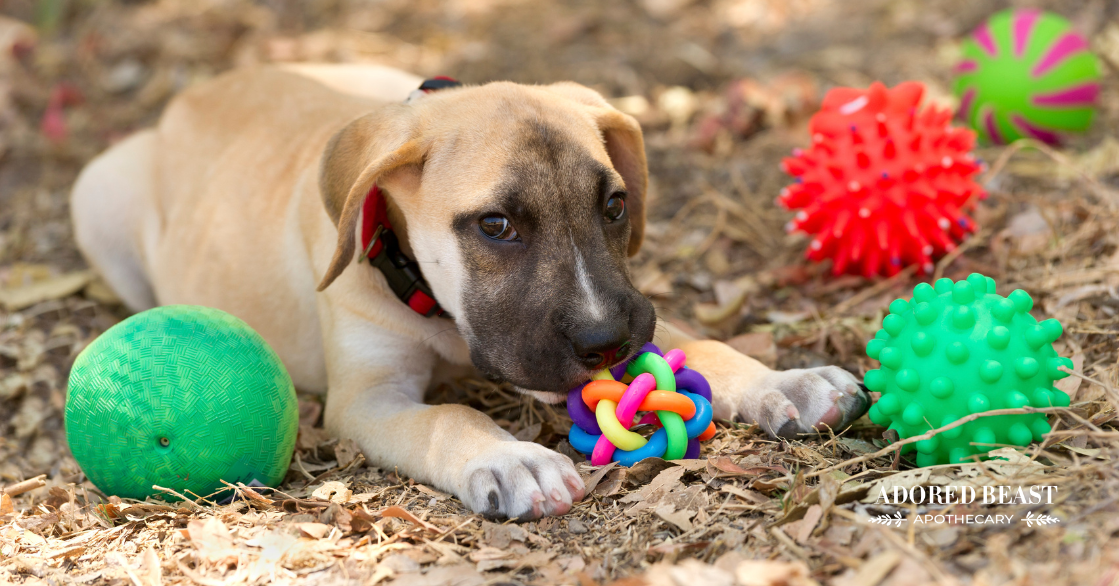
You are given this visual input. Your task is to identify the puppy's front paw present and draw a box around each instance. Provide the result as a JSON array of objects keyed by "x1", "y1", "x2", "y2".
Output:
[
  {"x1": 459, "y1": 441, "x2": 585, "y2": 520},
  {"x1": 744, "y1": 366, "x2": 870, "y2": 439}
]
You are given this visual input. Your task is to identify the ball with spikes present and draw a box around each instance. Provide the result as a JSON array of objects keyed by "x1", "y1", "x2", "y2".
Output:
[
  {"x1": 864, "y1": 273, "x2": 1071, "y2": 466},
  {"x1": 779, "y1": 82, "x2": 986, "y2": 278}
]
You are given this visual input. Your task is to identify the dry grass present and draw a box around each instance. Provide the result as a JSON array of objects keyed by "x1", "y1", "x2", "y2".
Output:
[{"x1": 3, "y1": 0, "x2": 1119, "y2": 584}]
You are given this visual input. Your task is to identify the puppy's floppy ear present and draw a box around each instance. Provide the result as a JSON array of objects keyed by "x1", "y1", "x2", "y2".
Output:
[
  {"x1": 317, "y1": 109, "x2": 423, "y2": 291},
  {"x1": 544, "y1": 83, "x2": 648, "y2": 256},
  {"x1": 595, "y1": 109, "x2": 648, "y2": 256}
]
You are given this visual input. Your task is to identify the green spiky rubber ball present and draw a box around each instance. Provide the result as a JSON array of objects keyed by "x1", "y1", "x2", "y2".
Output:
[
  {"x1": 865, "y1": 274, "x2": 1071, "y2": 466},
  {"x1": 66, "y1": 306, "x2": 298, "y2": 500}
]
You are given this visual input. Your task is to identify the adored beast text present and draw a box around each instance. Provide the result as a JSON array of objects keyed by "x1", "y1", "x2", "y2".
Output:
[{"x1": 874, "y1": 485, "x2": 1059, "y2": 505}]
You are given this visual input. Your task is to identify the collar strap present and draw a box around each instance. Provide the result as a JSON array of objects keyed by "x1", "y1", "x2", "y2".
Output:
[{"x1": 359, "y1": 77, "x2": 461, "y2": 318}]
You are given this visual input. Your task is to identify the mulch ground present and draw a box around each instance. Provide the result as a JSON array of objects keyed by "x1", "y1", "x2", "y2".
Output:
[{"x1": 2, "y1": 0, "x2": 1119, "y2": 584}]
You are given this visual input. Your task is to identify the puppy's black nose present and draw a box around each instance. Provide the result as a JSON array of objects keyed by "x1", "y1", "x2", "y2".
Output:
[{"x1": 569, "y1": 324, "x2": 630, "y2": 370}]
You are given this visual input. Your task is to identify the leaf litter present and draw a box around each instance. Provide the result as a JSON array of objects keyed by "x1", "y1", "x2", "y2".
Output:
[{"x1": 3, "y1": 0, "x2": 1119, "y2": 584}]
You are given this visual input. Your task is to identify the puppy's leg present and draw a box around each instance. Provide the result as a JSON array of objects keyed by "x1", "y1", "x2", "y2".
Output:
[
  {"x1": 70, "y1": 130, "x2": 160, "y2": 312},
  {"x1": 656, "y1": 321, "x2": 869, "y2": 438},
  {"x1": 321, "y1": 307, "x2": 584, "y2": 520}
]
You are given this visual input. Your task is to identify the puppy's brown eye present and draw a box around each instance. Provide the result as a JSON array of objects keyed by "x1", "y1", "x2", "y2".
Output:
[
  {"x1": 604, "y1": 193, "x2": 626, "y2": 222},
  {"x1": 479, "y1": 215, "x2": 519, "y2": 241}
]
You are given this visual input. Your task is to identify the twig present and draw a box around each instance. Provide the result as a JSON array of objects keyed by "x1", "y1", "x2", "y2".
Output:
[
  {"x1": 768, "y1": 526, "x2": 810, "y2": 561},
  {"x1": 1, "y1": 474, "x2": 46, "y2": 497},
  {"x1": 981, "y1": 138, "x2": 1119, "y2": 208},
  {"x1": 152, "y1": 485, "x2": 204, "y2": 510},
  {"x1": 805, "y1": 406, "x2": 1072, "y2": 479},
  {"x1": 932, "y1": 228, "x2": 989, "y2": 281},
  {"x1": 831, "y1": 266, "x2": 917, "y2": 316}
]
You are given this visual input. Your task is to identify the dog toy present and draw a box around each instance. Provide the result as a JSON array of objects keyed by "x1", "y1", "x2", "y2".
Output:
[
  {"x1": 567, "y1": 344, "x2": 716, "y2": 466},
  {"x1": 953, "y1": 9, "x2": 1101, "y2": 145},
  {"x1": 779, "y1": 81, "x2": 984, "y2": 278},
  {"x1": 864, "y1": 274, "x2": 1071, "y2": 466},
  {"x1": 66, "y1": 305, "x2": 298, "y2": 500}
]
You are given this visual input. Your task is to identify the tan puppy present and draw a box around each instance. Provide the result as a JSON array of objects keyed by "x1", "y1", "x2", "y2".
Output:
[{"x1": 71, "y1": 65, "x2": 868, "y2": 519}]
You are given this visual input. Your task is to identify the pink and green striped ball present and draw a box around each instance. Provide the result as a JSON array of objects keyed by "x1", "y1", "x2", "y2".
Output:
[{"x1": 953, "y1": 9, "x2": 1101, "y2": 145}]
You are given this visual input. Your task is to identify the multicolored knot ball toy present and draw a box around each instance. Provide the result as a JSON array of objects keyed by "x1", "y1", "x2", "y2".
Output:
[
  {"x1": 66, "y1": 306, "x2": 299, "y2": 500},
  {"x1": 779, "y1": 81, "x2": 985, "y2": 279},
  {"x1": 954, "y1": 9, "x2": 1102, "y2": 145},
  {"x1": 567, "y1": 344, "x2": 716, "y2": 466},
  {"x1": 865, "y1": 274, "x2": 1072, "y2": 467}
]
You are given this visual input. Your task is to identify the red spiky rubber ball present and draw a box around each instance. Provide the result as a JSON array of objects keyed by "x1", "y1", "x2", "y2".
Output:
[{"x1": 779, "y1": 82, "x2": 986, "y2": 278}]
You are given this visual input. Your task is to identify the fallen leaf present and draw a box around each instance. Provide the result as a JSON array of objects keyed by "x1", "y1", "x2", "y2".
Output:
[
  {"x1": 513, "y1": 422, "x2": 542, "y2": 442},
  {"x1": 735, "y1": 559, "x2": 819, "y2": 586},
  {"x1": 794, "y1": 504, "x2": 822, "y2": 543},
  {"x1": 186, "y1": 518, "x2": 236, "y2": 564},
  {"x1": 654, "y1": 504, "x2": 695, "y2": 532},
  {"x1": 592, "y1": 468, "x2": 626, "y2": 497},
  {"x1": 581, "y1": 461, "x2": 618, "y2": 495},
  {"x1": 726, "y1": 331, "x2": 777, "y2": 368},
  {"x1": 481, "y1": 521, "x2": 528, "y2": 549},
  {"x1": 334, "y1": 439, "x2": 361, "y2": 468},
  {"x1": 625, "y1": 458, "x2": 676, "y2": 485},
  {"x1": 834, "y1": 550, "x2": 901, "y2": 586},
  {"x1": 295, "y1": 522, "x2": 331, "y2": 539},
  {"x1": 378, "y1": 505, "x2": 437, "y2": 531},
  {"x1": 0, "y1": 271, "x2": 94, "y2": 311},
  {"x1": 245, "y1": 530, "x2": 298, "y2": 563},
  {"x1": 0, "y1": 493, "x2": 11, "y2": 515},
  {"x1": 311, "y1": 481, "x2": 352, "y2": 504},
  {"x1": 414, "y1": 484, "x2": 449, "y2": 500},
  {"x1": 720, "y1": 484, "x2": 768, "y2": 504},
  {"x1": 1054, "y1": 353, "x2": 1084, "y2": 399},
  {"x1": 142, "y1": 545, "x2": 161, "y2": 586}
]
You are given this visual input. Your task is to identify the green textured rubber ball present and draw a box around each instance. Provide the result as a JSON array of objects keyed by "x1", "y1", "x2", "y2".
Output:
[
  {"x1": 865, "y1": 274, "x2": 1071, "y2": 467},
  {"x1": 66, "y1": 306, "x2": 298, "y2": 500}
]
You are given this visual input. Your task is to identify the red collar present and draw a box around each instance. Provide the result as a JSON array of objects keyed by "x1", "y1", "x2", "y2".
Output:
[{"x1": 359, "y1": 77, "x2": 461, "y2": 318}]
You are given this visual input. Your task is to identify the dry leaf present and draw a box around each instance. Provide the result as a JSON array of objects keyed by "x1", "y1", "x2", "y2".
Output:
[
  {"x1": 245, "y1": 530, "x2": 297, "y2": 563},
  {"x1": 482, "y1": 521, "x2": 528, "y2": 549},
  {"x1": 726, "y1": 331, "x2": 777, "y2": 368},
  {"x1": 0, "y1": 493, "x2": 11, "y2": 515},
  {"x1": 334, "y1": 439, "x2": 361, "y2": 468},
  {"x1": 311, "y1": 481, "x2": 352, "y2": 504},
  {"x1": 142, "y1": 545, "x2": 162, "y2": 586},
  {"x1": 186, "y1": 518, "x2": 236, "y2": 564},
  {"x1": 592, "y1": 468, "x2": 627, "y2": 497},
  {"x1": 378, "y1": 505, "x2": 437, "y2": 531},
  {"x1": 834, "y1": 550, "x2": 901, "y2": 586},
  {"x1": 794, "y1": 504, "x2": 822, "y2": 543},
  {"x1": 1054, "y1": 353, "x2": 1084, "y2": 399},
  {"x1": 0, "y1": 271, "x2": 94, "y2": 311},
  {"x1": 720, "y1": 484, "x2": 768, "y2": 504},
  {"x1": 581, "y1": 461, "x2": 618, "y2": 494},
  {"x1": 654, "y1": 504, "x2": 695, "y2": 532},
  {"x1": 295, "y1": 522, "x2": 331, "y2": 539},
  {"x1": 735, "y1": 559, "x2": 819, "y2": 586},
  {"x1": 513, "y1": 422, "x2": 542, "y2": 442}
]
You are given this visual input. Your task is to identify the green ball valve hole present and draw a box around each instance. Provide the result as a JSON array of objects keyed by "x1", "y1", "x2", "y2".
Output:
[{"x1": 158, "y1": 437, "x2": 170, "y2": 449}]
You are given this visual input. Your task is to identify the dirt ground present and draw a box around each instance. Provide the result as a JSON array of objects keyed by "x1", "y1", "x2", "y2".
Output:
[{"x1": 2, "y1": 0, "x2": 1119, "y2": 584}]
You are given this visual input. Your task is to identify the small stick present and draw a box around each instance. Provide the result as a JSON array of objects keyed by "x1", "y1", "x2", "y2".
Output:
[
  {"x1": 832, "y1": 266, "x2": 917, "y2": 316},
  {"x1": 151, "y1": 485, "x2": 204, "y2": 509},
  {"x1": 1, "y1": 475, "x2": 46, "y2": 497},
  {"x1": 805, "y1": 406, "x2": 1071, "y2": 479}
]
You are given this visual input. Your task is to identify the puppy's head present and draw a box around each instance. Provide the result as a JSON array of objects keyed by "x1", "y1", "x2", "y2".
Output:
[{"x1": 318, "y1": 81, "x2": 656, "y2": 399}]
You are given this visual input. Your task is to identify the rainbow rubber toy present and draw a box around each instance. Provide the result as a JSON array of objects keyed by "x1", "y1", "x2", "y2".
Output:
[
  {"x1": 779, "y1": 81, "x2": 985, "y2": 278},
  {"x1": 865, "y1": 274, "x2": 1072, "y2": 467},
  {"x1": 66, "y1": 306, "x2": 299, "y2": 500},
  {"x1": 954, "y1": 9, "x2": 1102, "y2": 145},
  {"x1": 567, "y1": 343, "x2": 716, "y2": 466}
]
